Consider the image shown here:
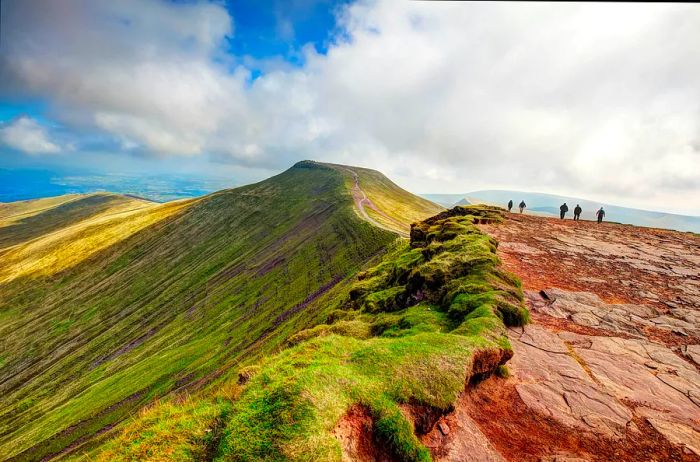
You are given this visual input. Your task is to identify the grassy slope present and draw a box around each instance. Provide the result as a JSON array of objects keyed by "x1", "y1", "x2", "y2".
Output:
[
  {"x1": 94, "y1": 206, "x2": 528, "y2": 462},
  {"x1": 0, "y1": 193, "x2": 154, "y2": 250},
  {"x1": 325, "y1": 163, "x2": 444, "y2": 235},
  {"x1": 0, "y1": 162, "x2": 403, "y2": 461},
  {"x1": 0, "y1": 195, "x2": 189, "y2": 283}
]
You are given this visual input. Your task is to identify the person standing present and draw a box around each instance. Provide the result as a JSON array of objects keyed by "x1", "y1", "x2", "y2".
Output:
[
  {"x1": 507, "y1": 199, "x2": 513, "y2": 212},
  {"x1": 519, "y1": 200, "x2": 526, "y2": 213},
  {"x1": 573, "y1": 204, "x2": 582, "y2": 221},
  {"x1": 596, "y1": 207, "x2": 605, "y2": 223},
  {"x1": 559, "y1": 202, "x2": 569, "y2": 219}
]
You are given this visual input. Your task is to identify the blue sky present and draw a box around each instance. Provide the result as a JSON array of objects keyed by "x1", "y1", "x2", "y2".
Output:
[
  {"x1": 1, "y1": 1, "x2": 699, "y2": 214},
  {"x1": 0, "y1": 0, "x2": 344, "y2": 127},
  {"x1": 222, "y1": 0, "x2": 349, "y2": 63},
  {"x1": 0, "y1": 0, "x2": 347, "y2": 200}
]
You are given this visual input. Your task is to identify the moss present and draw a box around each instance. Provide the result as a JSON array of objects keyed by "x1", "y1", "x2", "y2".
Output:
[
  {"x1": 286, "y1": 320, "x2": 373, "y2": 346},
  {"x1": 363, "y1": 286, "x2": 407, "y2": 313},
  {"x1": 370, "y1": 398, "x2": 431, "y2": 462},
  {"x1": 351, "y1": 205, "x2": 529, "y2": 330},
  {"x1": 495, "y1": 365, "x2": 510, "y2": 379}
]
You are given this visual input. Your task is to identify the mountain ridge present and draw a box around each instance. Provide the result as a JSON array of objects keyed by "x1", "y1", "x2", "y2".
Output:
[{"x1": 1, "y1": 161, "x2": 429, "y2": 460}]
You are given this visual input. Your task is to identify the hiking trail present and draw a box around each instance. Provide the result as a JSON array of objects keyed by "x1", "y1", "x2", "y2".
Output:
[{"x1": 345, "y1": 168, "x2": 409, "y2": 238}]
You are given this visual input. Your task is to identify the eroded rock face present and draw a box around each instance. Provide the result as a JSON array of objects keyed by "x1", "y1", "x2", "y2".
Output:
[{"x1": 509, "y1": 321, "x2": 700, "y2": 455}]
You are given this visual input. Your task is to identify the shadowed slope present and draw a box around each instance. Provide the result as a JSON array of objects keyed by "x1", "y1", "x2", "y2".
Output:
[{"x1": 0, "y1": 162, "x2": 407, "y2": 461}]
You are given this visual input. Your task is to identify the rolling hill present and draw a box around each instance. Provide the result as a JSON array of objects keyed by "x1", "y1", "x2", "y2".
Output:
[{"x1": 0, "y1": 161, "x2": 442, "y2": 461}]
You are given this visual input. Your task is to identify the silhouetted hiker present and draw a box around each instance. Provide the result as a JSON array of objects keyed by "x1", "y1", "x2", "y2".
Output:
[
  {"x1": 519, "y1": 200, "x2": 526, "y2": 213},
  {"x1": 573, "y1": 204, "x2": 582, "y2": 221},
  {"x1": 596, "y1": 207, "x2": 605, "y2": 223},
  {"x1": 507, "y1": 200, "x2": 513, "y2": 212},
  {"x1": 560, "y1": 202, "x2": 569, "y2": 219}
]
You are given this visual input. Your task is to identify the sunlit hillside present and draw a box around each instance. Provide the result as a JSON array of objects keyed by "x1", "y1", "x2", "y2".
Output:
[{"x1": 0, "y1": 161, "x2": 443, "y2": 461}]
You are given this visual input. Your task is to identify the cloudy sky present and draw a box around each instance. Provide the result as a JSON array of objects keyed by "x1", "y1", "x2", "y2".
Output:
[{"x1": 1, "y1": 1, "x2": 699, "y2": 214}]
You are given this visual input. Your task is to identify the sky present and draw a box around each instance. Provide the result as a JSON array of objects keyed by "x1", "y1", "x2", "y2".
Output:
[{"x1": 1, "y1": 1, "x2": 699, "y2": 214}]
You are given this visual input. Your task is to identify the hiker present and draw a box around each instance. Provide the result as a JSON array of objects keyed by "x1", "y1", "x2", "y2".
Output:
[
  {"x1": 519, "y1": 200, "x2": 526, "y2": 213},
  {"x1": 596, "y1": 207, "x2": 605, "y2": 224},
  {"x1": 559, "y1": 202, "x2": 569, "y2": 220},
  {"x1": 573, "y1": 204, "x2": 582, "y2": 221},
  {"x1": 507, "y1": 199, "x2": 513, "y2": 212}
]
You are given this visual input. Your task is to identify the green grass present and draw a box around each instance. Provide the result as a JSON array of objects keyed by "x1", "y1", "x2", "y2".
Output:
[
  {"x1": 96, "y1": 205, "x2": 527, "y2": 462},
  {"x1": 95, "y1": 396, "x2": 229, "y2": 461},
  {"x1": 0, "y1": 162, "x2": 400, "y2": 460},
  {"x1": 324, "y1": 162, "x2": 444, "y2": 235},
  {"x1": 0, "y1": 193, "x2": 153, "y2": 250}
]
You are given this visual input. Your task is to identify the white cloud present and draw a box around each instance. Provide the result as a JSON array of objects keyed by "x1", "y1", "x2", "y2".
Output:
[
  {"x1": 2, "y1": 1, "x2": 700, "y2": 213},
  {"x1": 0, "y1": 117, "x2": 61, "y2": 154}
]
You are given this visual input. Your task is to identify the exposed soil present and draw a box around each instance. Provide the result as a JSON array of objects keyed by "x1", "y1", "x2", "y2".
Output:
[{"x1": 333, "y1": 405, "x2": 399, "y2": 462}]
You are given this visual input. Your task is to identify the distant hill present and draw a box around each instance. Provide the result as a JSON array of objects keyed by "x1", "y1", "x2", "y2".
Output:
[
  {"x1": 419, "y1": 193, "x2": 469, "y2": 208},
  {"x1": 421, "y1": 190, "x2": 700, "y2": 233}
]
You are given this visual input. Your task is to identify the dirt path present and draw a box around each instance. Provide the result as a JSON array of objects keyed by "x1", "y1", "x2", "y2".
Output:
[{"x1": 344, "y1": 168, "x2": 409, "y2": 237}]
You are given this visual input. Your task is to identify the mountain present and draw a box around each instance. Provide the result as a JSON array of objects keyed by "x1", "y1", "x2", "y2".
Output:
[
  {"x1": 422, "y1": 190, "x2": 700, "y2": 233},
  {"x1": 91, "y1": 204, "x2": 527, "y2": 462},
  {"x1": 5, "y1": 162, "x2": 697, "y2": 461},
  {"x1": 0, "y1": 161, "x2": 441, "y2": 461},
  {"x1": 79, "y1": 198, "x2": 700, "y2": 462},
  {"x1": 418, "y1": 194, "x2": 470, "y2": 208}
]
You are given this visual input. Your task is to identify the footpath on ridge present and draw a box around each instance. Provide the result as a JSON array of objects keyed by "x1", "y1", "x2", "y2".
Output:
[{"x1": 345, "y1": 168, "x2": 410, "y2": 237}]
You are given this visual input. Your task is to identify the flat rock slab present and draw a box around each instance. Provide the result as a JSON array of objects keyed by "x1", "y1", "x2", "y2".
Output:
[
  {"x1": 479, "y1": 216, "x2": 700, "y2": 459},
  {"x1": 508, "y1": 318, "x2": 700, "y2": 455},
  {"x1": 647, "y1": 418, "x2": 700, "y2": 456},
  {"x1": 569, "y1": 334, "x2": 700, "y2": 454},
  {"x1": 534, "y1": 288, "x2": 700, "y2": 338},
  {"x1": 508, "y1": 325, "x2": 632, "y2": 438},
  {"x1": 683, "y1": 345, "x2": 700, "y2": 365},
  {"x1": 483, "y1": 215, "x2": 700, "y2": 325}
]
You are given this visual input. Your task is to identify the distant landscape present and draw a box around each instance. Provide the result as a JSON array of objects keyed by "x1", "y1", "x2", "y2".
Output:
[
  {"x1": 0, "y1": 169, "x2": 236, "y2": 203},
  {"x1": 422, "y1": 190, "x2": 700, "y2": 233}
]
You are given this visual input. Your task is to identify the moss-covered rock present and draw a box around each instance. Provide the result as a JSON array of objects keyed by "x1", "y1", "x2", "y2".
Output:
[{"x1": 350, "y1": 204, "x2": 529, "y2": 330}]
